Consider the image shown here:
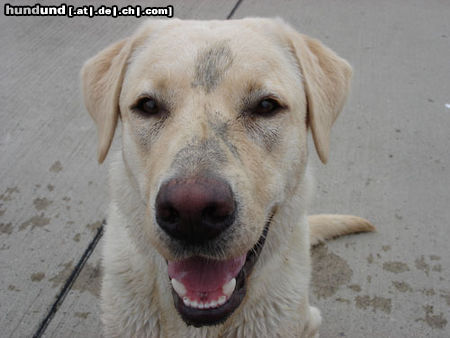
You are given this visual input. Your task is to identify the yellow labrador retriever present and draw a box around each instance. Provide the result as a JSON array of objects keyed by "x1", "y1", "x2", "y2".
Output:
[{"x1": 82, "y1": 18, "x2": 374, "y2": 337}]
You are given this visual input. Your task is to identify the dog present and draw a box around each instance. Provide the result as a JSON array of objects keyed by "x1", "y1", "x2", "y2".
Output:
[{"x1": 81, "y1": 18, "x2": 374, "y2": 337}]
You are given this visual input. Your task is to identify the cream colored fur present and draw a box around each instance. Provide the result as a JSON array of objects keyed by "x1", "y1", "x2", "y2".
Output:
[{"x1": 82, "y1": 18, "x2": 374, "y2": 337}]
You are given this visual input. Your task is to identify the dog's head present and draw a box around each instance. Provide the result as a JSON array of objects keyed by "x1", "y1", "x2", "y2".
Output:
[{"x1": 82, "y1": 18, "x2": 351, "y2": 327}]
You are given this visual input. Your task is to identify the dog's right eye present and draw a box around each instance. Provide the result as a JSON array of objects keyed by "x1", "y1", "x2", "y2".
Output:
[{"x1": 133, "y1": 97, "x2": 160, "y2": 116}]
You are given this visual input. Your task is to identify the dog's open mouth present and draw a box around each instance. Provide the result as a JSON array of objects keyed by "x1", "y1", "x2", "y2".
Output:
[{"x1": 167, "y1": 214, "x2": 273, "y2": 327}]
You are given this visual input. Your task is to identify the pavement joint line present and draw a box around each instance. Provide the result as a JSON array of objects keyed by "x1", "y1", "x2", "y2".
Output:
[
  {"x1": 32, "y1": 221, "x2": 105, "y2": 338},
  {"x1": 227, "y1": 0, "x2": 243, "y2": 19}
]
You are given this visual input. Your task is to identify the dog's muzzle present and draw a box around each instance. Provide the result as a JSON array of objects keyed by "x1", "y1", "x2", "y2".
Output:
[
  {"x1": 167, "y1": 214, "x2": 273, "y2": 327},
  {"x1": 155, "y1": 174, "x2": 275, "y2": 327}
]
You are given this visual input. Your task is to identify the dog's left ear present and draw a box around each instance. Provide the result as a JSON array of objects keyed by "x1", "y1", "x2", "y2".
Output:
[{"x1": 283, "y1": 24, "x2": 352, "y2": 164}]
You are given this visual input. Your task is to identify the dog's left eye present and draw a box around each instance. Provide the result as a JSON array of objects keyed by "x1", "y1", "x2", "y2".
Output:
[{"x1": 252, "y1": 98, "x2": 282, "y2": 117}]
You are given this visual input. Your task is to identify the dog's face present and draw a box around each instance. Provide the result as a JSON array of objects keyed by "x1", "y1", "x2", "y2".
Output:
[{"x1": 82, "y1": 18, "x2": 351, "y2": 327}]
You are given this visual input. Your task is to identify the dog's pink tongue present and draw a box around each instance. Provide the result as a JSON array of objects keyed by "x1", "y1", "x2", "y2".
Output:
[{"x1": 168, "y1": 255, "x2": 246, "y2": 291}]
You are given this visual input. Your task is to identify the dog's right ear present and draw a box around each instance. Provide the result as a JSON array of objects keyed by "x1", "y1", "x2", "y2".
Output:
[
  {"x1": 81, "y1": 20, "x2": 173, "y2": 163},
  {"x1": 81, "y1": 38, "x2": 133, "y2": 163}
]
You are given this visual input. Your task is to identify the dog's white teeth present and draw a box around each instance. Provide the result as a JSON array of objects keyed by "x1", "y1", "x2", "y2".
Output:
[
  {"x1": 218, "y1": 295, "x2": 226, "y2": 305},
  {"x1": 182, "y1": 297, "x2": 226, "y2": 309},
  {"x1": 222, "y1": 278, "x2": 236, "y2": 297},
  {"x1": 178, "y1": 277, "x2": 236, "y2": 309},
  {"x1": 171, "y1": 278, "x2": 186, "y2": 297}
]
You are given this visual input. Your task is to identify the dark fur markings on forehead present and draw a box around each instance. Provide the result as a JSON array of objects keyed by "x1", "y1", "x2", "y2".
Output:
[
  {"x1": 191, "y1": 41, "x2": 233, "y2": 93},
  {"x1": 172, "y1": 137, "x2": 227, "y2": 174}
]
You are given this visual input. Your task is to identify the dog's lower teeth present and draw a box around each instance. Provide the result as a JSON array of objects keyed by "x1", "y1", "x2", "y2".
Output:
[
  {"x1": 183, "y1": 298, "x2": 225, "y2": 309},
  {"x1": 177, "y1": 278, "x2": 236, "y2": 309},
  {"x1": 222, "y1": 278, "x2": 236, "y2": 297}
]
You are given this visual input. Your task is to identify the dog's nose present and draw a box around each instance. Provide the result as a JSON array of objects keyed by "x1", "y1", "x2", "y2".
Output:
[{"x1": 155, "y1": 176, "x2": 236, "y2": 243}]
